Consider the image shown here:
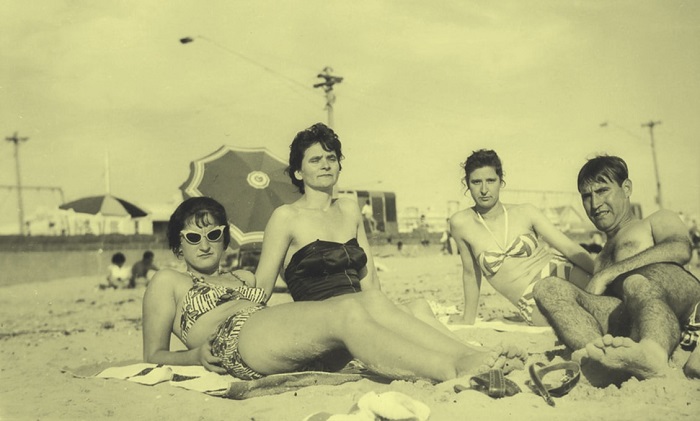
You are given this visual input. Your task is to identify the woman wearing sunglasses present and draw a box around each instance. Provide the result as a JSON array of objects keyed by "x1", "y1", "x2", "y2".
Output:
[{"x1": 142, "y1": 196, "x2": 524, "y2": 381}]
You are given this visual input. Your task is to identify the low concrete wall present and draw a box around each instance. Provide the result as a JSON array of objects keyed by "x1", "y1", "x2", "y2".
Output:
[
  {"x1": 0, "y1": 232, "x2": 445, "y2": 287},
  {"x1": 0, "y1": 248, "x2": 180, "y2": 286}
]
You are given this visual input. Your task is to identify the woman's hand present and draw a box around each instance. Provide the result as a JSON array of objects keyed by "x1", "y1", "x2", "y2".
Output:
[{"x1": 197, "y1": 334, "x2": 227, "y2": 374}]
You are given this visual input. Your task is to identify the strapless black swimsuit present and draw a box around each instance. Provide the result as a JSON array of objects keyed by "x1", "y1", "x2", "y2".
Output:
[{"x1": 283, "y1": 238, "x2": 368, "y2": 301}]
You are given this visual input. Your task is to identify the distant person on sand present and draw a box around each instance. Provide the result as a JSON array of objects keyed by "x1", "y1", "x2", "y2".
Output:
[
  {"x1": 142, "y1": 196, "x2": 524, "y2": 381},
  {"x1": 361, "y1": 199, "x2": 377, "y2": 234},
  {"x1": 105, "y1": 252, "x2": 130, "y2": 289},
  {"x1": 129, "y1": 250, "x2": 159, "y2": 288},
  {"x1": 417, "y1": 215, "x2": 430, "y2": 246},
  {"x1": 533, "y1": 155, "x2": 700, "y2": 381},
  {"x1": 253, "y1": 123, "x2": 452, "y2": 336},
  {"x1": 449, "y1": 149, "x2": 594, "y2": 326}
]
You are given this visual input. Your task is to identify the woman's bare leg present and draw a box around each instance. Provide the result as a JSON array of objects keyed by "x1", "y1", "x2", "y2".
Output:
[
  {"x1": 351, "y1": 290, "x2": 520, "y2": 360},
  {"x1": 237, "y1": 299, "x2": 501, "y2": 382},
  {"x1": 397, "y1": 298, "x2": 472, "y2": 343}
]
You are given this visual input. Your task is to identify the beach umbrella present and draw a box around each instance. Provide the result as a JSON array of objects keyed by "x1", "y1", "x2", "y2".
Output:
[
  {"x1": 59, "y1": 194, "x2": 148, "y2": 218},
  {"x1": 179, "y1": 145, "x2": 301, "y2": 248}
]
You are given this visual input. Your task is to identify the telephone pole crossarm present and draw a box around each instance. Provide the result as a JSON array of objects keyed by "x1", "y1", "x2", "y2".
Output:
[{"x1": 313, "y1": 67, "x2": 343, "y2": 128}]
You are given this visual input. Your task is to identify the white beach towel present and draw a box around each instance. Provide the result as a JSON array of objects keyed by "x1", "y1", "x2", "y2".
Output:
[
  {"x1": 439, "y1": 316, "x2": 553, "y2": 334},
  {"x1": 64, "y1": 361, "x2": 376, "y2": 399}
]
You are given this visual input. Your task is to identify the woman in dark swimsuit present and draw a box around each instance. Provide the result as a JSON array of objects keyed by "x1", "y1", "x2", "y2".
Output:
[
  {"x1": 142, "y1": 196, "x2": 523, "y2": 381},
  {"x1": 254, "y1": 123, "x2": 449, "y2": 334}
]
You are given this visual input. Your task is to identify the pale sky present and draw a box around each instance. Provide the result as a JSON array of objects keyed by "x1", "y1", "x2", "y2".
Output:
[{"x1": 1, "y1": 0, "x2": 699, "y2": 231}]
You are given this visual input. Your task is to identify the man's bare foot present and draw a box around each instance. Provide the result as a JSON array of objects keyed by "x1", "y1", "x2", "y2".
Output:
[
  {"x1": 455, "y1": 345, "x2": 527, "y2": 376},
  {"x1": 571, "y1": 348, "x2": 587, "y2": 364},
  {"x1": 569, "y1": 347, "x2": 630, "y2": 387},
  {"x1": 585, "y1": 334, "x2": 670, "y2": 380},
  {"x1": 683, "y1": 345, "x2": 700, "y2": 379}
]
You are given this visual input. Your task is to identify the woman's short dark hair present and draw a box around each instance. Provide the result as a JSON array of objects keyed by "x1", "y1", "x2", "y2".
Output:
[
  {"x1": 461, "y1": 149, "x2": 505, "y2": 186},
  {"x1": 577, "y1": 155, "x2": 628, "y2": 191},
  {"x1": 286, "y1": 123, "x2": 344, "y2": 193},
  {"x1": 167, "y1": 197, "x2": 231, "y2": 254}
]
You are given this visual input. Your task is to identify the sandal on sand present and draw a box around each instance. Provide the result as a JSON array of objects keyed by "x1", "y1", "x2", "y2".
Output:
[
  {"x1": 454, "y1": 368, "x2": 521, "y2": 398},
  {"x1": 527, "y1": 361, "x2": 581, "y2": 407},
  {"x1": 680, "y1": 302, "x2": 700, "y2": 351}
]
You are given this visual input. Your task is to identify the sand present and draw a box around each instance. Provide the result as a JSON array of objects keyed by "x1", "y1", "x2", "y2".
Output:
[{"x1": 1, "y1": 248, "x2": 699, "y2": 421}]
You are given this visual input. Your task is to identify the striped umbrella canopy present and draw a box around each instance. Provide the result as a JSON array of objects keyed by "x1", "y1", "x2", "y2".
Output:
[
  {"x1": 179, "y1": 145, "x2": 301, "y2": 248},
  {"x1": 59, "y1": 195, "x2": 148, "y2": 217}
]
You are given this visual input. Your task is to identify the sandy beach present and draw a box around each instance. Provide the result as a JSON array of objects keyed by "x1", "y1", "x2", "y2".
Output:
[{"x1": 2, "y1": 247, "x2": 699, "y2": 421}]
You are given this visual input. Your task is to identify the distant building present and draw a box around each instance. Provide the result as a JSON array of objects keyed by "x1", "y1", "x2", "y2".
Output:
[
  {"x1": 336, "y1": 190, "x2": 398, "y2": 235},
  {"x1": 19, "y1": 207, "x2": 153, "y2": 236}
]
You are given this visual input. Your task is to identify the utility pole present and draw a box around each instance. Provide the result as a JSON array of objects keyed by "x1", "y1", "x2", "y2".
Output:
[
  {"x1": 313, "y1": 67, "x2": 343, "y2": 128},
  {"x1": 5, "y1": 132, "x2": 29, "y2": 235},
  {"x1": 641, "y1": 120, "x2": 663, "y2": 208}
]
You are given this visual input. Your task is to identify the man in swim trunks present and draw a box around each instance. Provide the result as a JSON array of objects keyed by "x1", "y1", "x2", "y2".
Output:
[{"x1": 533, "y1": 155, "x2": 700, "y2": 381}]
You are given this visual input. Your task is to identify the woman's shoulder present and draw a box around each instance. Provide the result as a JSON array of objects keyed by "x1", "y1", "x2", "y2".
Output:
[
  {"x1": 269, "y1": 203, "x2": 300, "y2": 223},
  {"x1": 143, "y1": 268, "x2": 192, "y2": 307},
  {"x1": 505, "y1": 202, "x2": 536, "y2": 211},
  {"x1": 334, "y1": 197, "x2": 362, "y2": 215},
  {"x1": 506, "y1": 202, "x2": 542, "y2": 218},
  {"x1": 149, "y1": 268, "x2": 190, "y2": 288},
  {"x1": 450, "y1": 209, "x2": 479, "y2": 238},
  {"x1": 334, "y1": 196, "x2": 360, "y2": 208},
  {"x1": 450, "y1": 208, "x2": 477, "y2": 226}
]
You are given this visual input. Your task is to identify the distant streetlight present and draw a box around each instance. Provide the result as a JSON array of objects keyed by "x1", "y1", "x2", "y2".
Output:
[
  {"x1": 5, "y1": 132, "x2": 29, "y2": 235},
  {"x1": 600, "y1": 119, "x2": 664, "y2": 208},
  {"x1": 178, "y1": 35, "x2": 318, "y2": 111}
]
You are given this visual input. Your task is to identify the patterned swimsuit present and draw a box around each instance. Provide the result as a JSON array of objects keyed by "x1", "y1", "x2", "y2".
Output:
[
  {"x1": 180, "y1": 273, "x2": 267, "y2": 379},
  {"x1": 475, "y1": 206, "x2": 575, "y2": 324}
]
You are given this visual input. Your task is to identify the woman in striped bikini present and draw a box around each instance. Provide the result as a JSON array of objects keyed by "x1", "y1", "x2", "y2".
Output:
[
  {"x1": 449, "y1": 149, "x2": 595, "y2": 326},
  {"x1": 142, "y1": 196, "x2": 525, "y2": 381}
]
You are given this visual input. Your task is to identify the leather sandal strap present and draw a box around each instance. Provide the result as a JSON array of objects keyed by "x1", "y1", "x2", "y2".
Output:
[
  {"x1": 529, "y1": 361, "x2": 581, "y2": 406},
  {"x1": 462, "y1": 368, "x2": 521, "y2": 398},
  {"x1": 529, "y1": 363, "x2": 555, "y2": 406}
]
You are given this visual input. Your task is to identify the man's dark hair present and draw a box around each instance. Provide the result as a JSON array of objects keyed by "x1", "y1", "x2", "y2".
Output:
[{"x1": 577, "y1": 155, "x2": 629, "y2": 191}]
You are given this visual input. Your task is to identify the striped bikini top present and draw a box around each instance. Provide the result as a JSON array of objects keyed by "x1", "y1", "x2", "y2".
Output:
[
  {"x1": 475, "y1": 205, "x2": 539, "y2": 277},
  {"x1": 179, "y1": 272, "x2": 266, "y2": 342}
]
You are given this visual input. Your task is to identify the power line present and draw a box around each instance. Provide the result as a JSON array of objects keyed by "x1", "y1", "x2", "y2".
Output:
[
  {"x1": 599, "y1": 120, "x2": 646, "y2": 142},
  {"x1": 179, "y1": 36, "x2": 319, "y2": 108}
]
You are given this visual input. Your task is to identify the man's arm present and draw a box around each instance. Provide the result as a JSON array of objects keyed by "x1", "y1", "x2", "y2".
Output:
[{"x1": 587, "y1": 210, "x2": 692, "y2": 294}]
